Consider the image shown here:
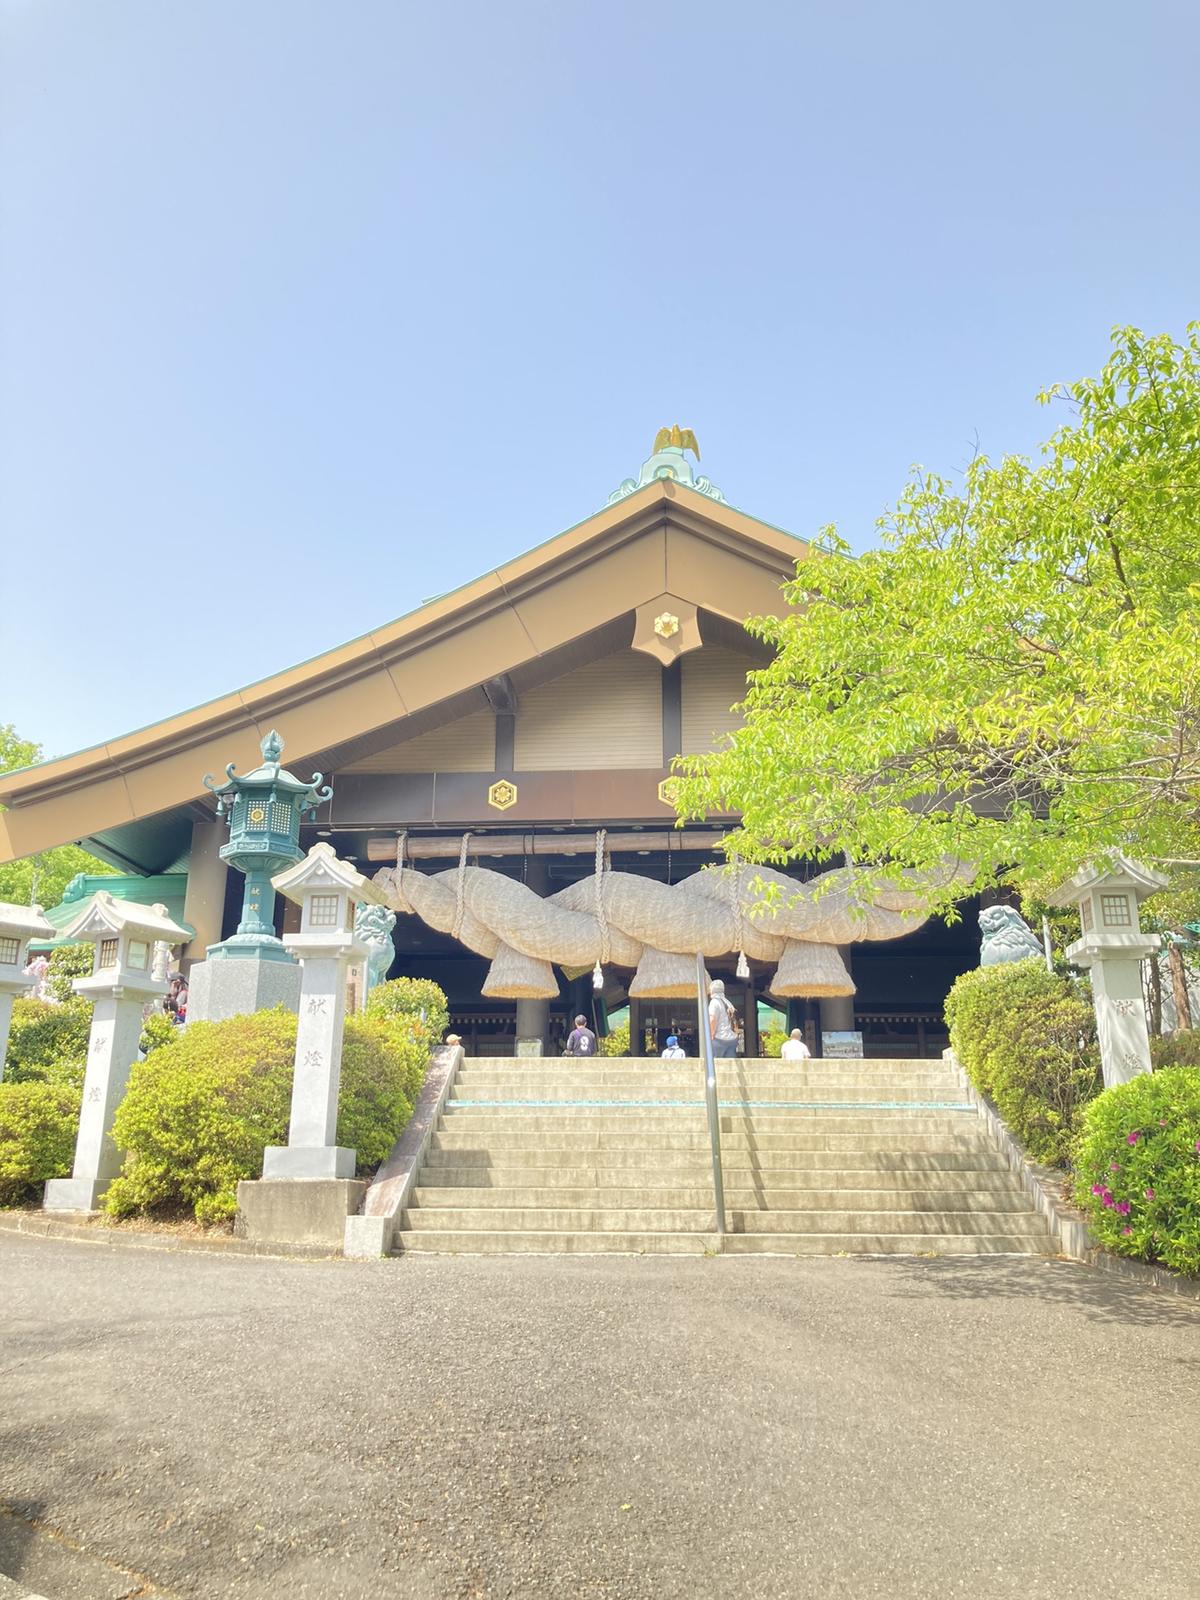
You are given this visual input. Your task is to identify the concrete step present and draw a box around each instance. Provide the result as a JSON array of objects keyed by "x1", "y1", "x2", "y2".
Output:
[
  {"x1": 418, "y1": 1164, "x2": 1023, "y2": 1191},
  {"x1": 422, "y1": 1145, "x2": 1009, "y2": 1172},
  {"x1": 394, "y1": 1228, "x2": 1049, "y2": 1256},
  {"x1": 400, "y1": 1204, "x2": 1048, "y2": 1237},
  {"x1": 447, "y1": 1090, "x2": 965, "y2": 1107},
  {"x1": 429, "y1": 1129, "x2": 995, "y2": 1154},
  {"x1": 411, "y1": 1185, "x2": 1036, "y2": 1213},
  {"x1": 440, "y1": 1111, "x2": 976, "y2": 1135},
  {"x1": 397, "y1": 1229, "x2": 714, "y2": 1255},
  {"x1": 453, "y1": 1068, "x2": 956, "y2": 1081},
  {"x1": 457, "y1": 1056, "x2": 948, "y2": 1071}
]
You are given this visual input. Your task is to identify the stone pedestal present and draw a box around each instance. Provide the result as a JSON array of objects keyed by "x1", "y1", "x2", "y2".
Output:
[
  {"x1": 187, "y1": 954, "x2": 300, "y2": 1022},
  {"x1": 44, "y1": 991, "x2": 147, "y2": 1211},
  {"x1": 236, "y1": 1177, "x2": 367, "y2": 1249}
]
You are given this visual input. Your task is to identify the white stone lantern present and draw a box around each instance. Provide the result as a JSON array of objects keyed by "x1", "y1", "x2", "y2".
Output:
[
  {"x1": 44, "y1": 894, "x2": 192, "y2": 1212},
  {"x1": 0, "y1": 901, "x2": 56, "y2": 1081},
  {"x1": 1048, "y1": 854, "x2": 1167, "y2": 1088},
  {"x1": 260, "y1": 844, "x2": 385, "y2": 1181}
]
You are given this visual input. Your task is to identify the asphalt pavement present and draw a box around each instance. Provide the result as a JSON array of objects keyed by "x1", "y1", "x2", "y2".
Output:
[{"x1": 1, "y1": 1233, "x2": 1197, "y2": 1599}]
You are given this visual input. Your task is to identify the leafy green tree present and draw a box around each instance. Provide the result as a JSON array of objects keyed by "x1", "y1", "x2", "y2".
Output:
[
  {"x1": 676, "y1": 327, "x2": 1200, "y2": 919},
  {"x1": 0, "y1": 724, "x2": 114, "y2": 908}
]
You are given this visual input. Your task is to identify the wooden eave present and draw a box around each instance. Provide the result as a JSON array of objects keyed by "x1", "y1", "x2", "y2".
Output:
[{"x1": 0, "y1": 481, "x2": 810, "y2": 862}]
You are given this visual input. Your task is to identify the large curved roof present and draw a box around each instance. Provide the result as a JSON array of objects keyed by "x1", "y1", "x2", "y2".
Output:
[{"x1": 0, "y1": 479, "x2": 811, "y2": 867}]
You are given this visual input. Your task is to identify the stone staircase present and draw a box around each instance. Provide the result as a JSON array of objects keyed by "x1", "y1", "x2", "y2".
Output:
[{"x1": 394, "y1": 1056, "x2": 1053, "y2": 1256}]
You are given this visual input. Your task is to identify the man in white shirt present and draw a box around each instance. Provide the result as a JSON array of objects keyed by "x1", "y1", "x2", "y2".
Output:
[
  {"x1": 780, "y1": 1028, "x2": 811, "y2": 1061},
  {"x1": 661, "y1": 1034, "x2": 686, "y2": 1060}
]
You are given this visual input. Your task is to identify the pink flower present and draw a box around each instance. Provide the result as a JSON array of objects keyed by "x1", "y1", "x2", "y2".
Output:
[
  {"x1": 1091, "y1": 1183, "x2": 1104, "y2": 1196},
  {"x1": 1195, "y1": 1139, "x2": 1200, "y2": 1154},
  {"x1": 1145, "y1": 1188, "x2": 1155, "y2": 1201},
  {"x1": 1127, "y1": 1130, "x2": 1140, "y2": 1146},
  {"x1": 1102, "y1": 1194, "x2": 1115, "y2": 1208},
  {"x1": 1116, "y1": 1200, "x2": 1131, "y2": 1216},
  {"x1": 1122, "y1": 1226, "x2": 1133, "y2": 1236},
  {"x1": 1110, "y1": 1161, "x2": 1120, "y2": 1172}
]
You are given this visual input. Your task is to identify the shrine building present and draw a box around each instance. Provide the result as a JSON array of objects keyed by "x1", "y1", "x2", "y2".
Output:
[{"x1": 0, "y1": 435, "x2": 980, "y2": 1055}]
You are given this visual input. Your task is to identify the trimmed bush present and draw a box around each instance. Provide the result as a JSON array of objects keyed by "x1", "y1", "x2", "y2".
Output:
[
  {"x1": 366, "y1": 976, "x2": 449, "y2": 1043},
  {"x1": 944, "y1": 958, "x2": 1102, "y2": 1166},
  {"x1": 3, "y1": 998, "x2": 91, "y2": 1088},
  {"x1": 105, "y1": 1001, "x2": 435, "y2": 1226},
  {"x1": 761, "y1": 1027, "x2": 787, "y2": 1059},
  {"x1": 1073, "y1": 1067, "x2": 1200, "y2": 1276},
  {"x1": 1152, "y1": 1028, "x2": 1200, "y2": 1070},
  {"x1": 138, "y1": 1011, "x2": 179, "y2": 1058},
  {"x1": 598, "y1": 1023, "x2": 629, "y2": 1057},
  {"x1": 0, "y1": 1081, "x2": 80, "y2": 1205}
]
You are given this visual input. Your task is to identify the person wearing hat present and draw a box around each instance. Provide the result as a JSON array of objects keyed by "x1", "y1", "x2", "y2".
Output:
[{"x1": 660, "y1": 1034, "x2": 686, "y2": 1061}]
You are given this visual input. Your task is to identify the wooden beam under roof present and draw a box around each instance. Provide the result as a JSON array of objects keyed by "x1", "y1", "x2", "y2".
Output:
[{"x1": 366, "y1": 830, "x2": 728, "y2": 862}]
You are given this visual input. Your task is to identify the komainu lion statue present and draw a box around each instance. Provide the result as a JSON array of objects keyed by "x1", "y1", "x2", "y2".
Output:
[
  {"x1": 354, "y1": 902, "x2": 397, "y2": 991},
  {"x1": 978, "y1": 904, "x2": 1043, "y2": 967}
]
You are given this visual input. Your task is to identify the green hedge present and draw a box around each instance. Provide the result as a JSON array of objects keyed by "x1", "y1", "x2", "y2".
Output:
[
  {"x1": 761, "y1": 1027, "x2": 787, "y2": 1059},
  {"x1": 104, "y1": 994, "x2": 441, "y2": 1226},
  {"x1": 0, "y1": 1081, "x2": 80, "y2": 1205},
  {"x1": 598, "y1": 1023, "x2": 629, "y2": 1057},
  {"x1": 365, "y1": 976, "x2": 449, "y2": 1043},
  {"x1": 944, "y1": 958, "x2": 1102, "y2": 1166},
  {"x1": 3, "y1": 999, "x2": 92, "y2": 1088},
  {"x1": 1073, "y1": 1067, "x2": 1200, "y2": 1276},
  {"x1": 45, "y1": 942, "x2": 94, "y2": 1004}
]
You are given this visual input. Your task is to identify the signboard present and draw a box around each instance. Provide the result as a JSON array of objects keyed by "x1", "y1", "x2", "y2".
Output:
[
  {"x1": 515, "y1": 1038, "x2": 544, "y2": 1058},
  {"x1": 821, "y1": 1031, "x2": 864, "y2": 1058}
]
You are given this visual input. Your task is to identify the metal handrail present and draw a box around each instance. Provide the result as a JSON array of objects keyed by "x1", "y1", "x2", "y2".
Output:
[{"x1": 695, "y1": 951, "x2": 726, "y2": 1237}]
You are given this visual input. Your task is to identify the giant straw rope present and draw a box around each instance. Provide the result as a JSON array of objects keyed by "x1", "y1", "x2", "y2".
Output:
[{"x1": 372, "y1": 848, "x2": 965, "y2": 1000}]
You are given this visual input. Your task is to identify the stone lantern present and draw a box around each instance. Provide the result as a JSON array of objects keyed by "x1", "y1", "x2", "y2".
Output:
[
  {"x1": 44, "y1": 893, "x2": 191, "y2": 1212},
  {"x1": 188, "y1": 728, "x2": 333, "y2": 1023},
  {"x1": 1048, "y1": 854, "x2": 1167, "y2": 1088},
  {"x1": 0, "y1": 901, "x2": 55, "y2": 1080},
  {"x1": 260, "y1": 844, "x2": 385, "y2": 1181}
]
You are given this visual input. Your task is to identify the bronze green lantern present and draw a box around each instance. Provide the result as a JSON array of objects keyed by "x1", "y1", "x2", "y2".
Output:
[{"x1": 203, "y1": 729, "x2": 333, "y2": 963}]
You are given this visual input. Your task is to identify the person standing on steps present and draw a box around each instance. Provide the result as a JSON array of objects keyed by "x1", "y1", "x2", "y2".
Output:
[
  {"x1": 780, "y1": 1027, "x2": 811, "y2": 1061},
  {"x1": 707, "y1": 979, "x2": 739, "y2": 1058},
  {"x1": 661, "y1": 1034, "x2": 686, "y2": 1061},
  {"x1": 565, "y1": 1013, "x2": 598, "y2": 1058}
]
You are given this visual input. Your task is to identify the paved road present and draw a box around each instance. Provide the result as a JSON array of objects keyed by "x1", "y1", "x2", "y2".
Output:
[{"x1": 1, "y1": 1234, "x2": 1197, "y2": 1600}]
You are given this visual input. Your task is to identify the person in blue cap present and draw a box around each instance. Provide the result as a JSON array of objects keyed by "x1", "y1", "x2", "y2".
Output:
[{"x1": 660, "y1": 1034, "x2": 686, "y2": 1060}]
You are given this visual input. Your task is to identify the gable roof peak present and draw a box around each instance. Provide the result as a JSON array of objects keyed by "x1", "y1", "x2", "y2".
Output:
[{"x1": 608, "y1": 428, "x2": 727, "y2": 509}]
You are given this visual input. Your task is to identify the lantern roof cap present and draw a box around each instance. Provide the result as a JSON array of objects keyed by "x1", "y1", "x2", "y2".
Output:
[
  {"x1": 1046, "y1": 853, "x2": 1169, "y2": 908},
  {"x1": 0, "y1": 900, "x2": 55, "y2": 939},
  {"x1": 271, "y1": 842, "x2": 385, "y2": 908},
  {"x1": 60, "y1": 891, "x2": 193, "y2": 945},
  {"x1": 204, "y1": 729, "x2": 332, "y2": 802}
]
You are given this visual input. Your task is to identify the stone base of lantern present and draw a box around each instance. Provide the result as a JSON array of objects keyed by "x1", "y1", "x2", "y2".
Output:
[
  {"x1": 43, "y1": 1175, "x2": 109, "y2": 1212},
  {"x1": 261, "y1": 1144, "x2": 356, "y2": 1180},
  {"x1": 236, "y1": 1177, "x2": 367, "y2": 1249},
  {"x1": 187, "y1": 954, "x2": 301, "y2": 1022}
]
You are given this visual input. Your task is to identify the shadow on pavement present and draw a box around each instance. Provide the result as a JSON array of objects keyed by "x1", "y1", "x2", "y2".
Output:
[{"x1": 870, "y1": 1254, "x2": 1200, "y2": 1330}]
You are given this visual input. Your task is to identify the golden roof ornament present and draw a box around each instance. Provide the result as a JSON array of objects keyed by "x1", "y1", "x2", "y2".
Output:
[
  {"x1": 652, "y1": 425, "x2": 700, "y2": 459},
  {"x1": 607, "y1": 427, "x2": 726, "y2": 508}
]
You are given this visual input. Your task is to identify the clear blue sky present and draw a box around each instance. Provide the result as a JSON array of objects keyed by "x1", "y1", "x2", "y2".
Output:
[{"x1": 2, "y1": 0, "x2": 1197, "y2": 762}]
